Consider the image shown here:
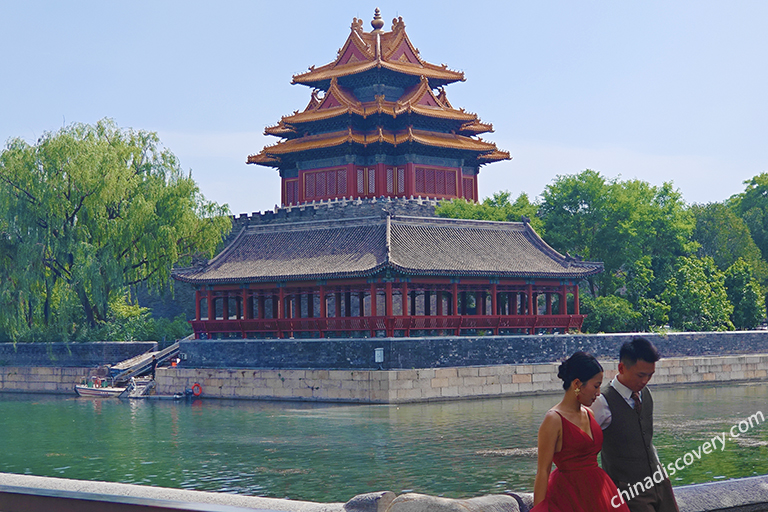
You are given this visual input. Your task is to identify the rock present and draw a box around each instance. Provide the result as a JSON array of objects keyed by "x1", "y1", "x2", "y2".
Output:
[
  {"x1": 509, "y1": 492, "x2": 532, "y2": 512},
  {"x1": 344, "y1": 491, "x2": 397, "y2": 512},
  {"x1": 386, "y1": 493, "x2": 522, "y2": 512}
]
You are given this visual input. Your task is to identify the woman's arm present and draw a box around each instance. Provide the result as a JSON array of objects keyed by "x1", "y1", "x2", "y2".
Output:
[{"x1": 533, "y1": 411, "x2": 561, "y2": 506}]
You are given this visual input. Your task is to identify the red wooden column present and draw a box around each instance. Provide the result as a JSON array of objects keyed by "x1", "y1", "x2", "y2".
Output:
[
  {"x1": 370, "y1": 283, "x2": 377, "y2": 316},
  {"x1": 490, "y1": 284, "x2": 498, "y2": 334},
  {"x1": 318, "y1": 285, "x2": 326, "y2": 337},
  {"x1": 376, "y1": 162, "x2": 386, "y2": 197},
  {"x1": 560, "y1": 284, "x2": 568, "y2": 315},
  {"x1": 242, "y1": 289, "x2": 250, "y2": 320},
  {"x1": 405, "y1": 163, "x2": 416, "y2": 197},
  {"x1": 276, "y1": 288, "x2": 284, "y2": 338},
  {"x1": 335, "y1": 290, "x2": 342, "y2": 317},
  {"x1": 385, "y1": 282, "x2": 393, "y2": 337},
  {"x1": 284, "y1": 292, "x2": 292, "y2": 319},
  {"x1": 297, "y1": 171, "x2": 305, "y2": 204},
  {"x1": 346, "y1": 163, "x2": 355, "y2": 198},
  {"x1": 319, "y1": 285, "x2": 326, "y2": 318},
  {"x1": 546, "y1": 293, "x2": 552, "y2": 315},
  {"x1": 527, "y1": 284, "x2": 534, "y2": 335},
  {"x1": 574, "y1": 285, "x2": 580, "y2": 315},
  {"x1": 436, "y1": 290, "x2": 443, "y2": 316},
  {"x1": 401, "y1": 282, "x2": 410, "y2": 336},
  {"x1": 258, "y1": 293, "x2": 265, "y2": 319},
  {"x1": 195, "y1": 290, "x2": 201, "y2": 321},
  {"x1": 452, "y1": 283, "x2": 460, "y2": 335},
  {"x1": 369, "y1": 282, "x2": 377, "y2": 337}
]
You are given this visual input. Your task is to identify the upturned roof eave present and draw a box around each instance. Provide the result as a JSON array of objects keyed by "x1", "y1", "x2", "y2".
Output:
[{"x1": 171, "y1": 260, "x2": 603, "y2": 287}]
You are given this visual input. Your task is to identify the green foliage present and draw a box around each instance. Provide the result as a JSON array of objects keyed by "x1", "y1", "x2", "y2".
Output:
[
  {"x1": 580, "y1": 295, "x2": 642, "y2": 333},
  {"x1": 436, "y1": 191, "x2": 544, "y2": 232},
  {"x1": 691, "y1": 202, "x2": 768, "y2": 283},
  {"x1": 73, "y1": 293, "x2": 192, "y2": 343},
  {"x1": 724, "y1": 259, "x2": 766, "y2": 330},
  {"x1": 0, "y1": 119, "x2": 231, "y2": 341},
  {"x1": 661, "y1": 256, "x2": 734, "y2": 332},
  {"x1": 437, "y1": 168, "x2": 768, "y2": 333},
  {"x1": 729, "y1": 173, "x2": 768, "y2": 264},
  {"x1": 539, "y1": 170, "x2": 694, "y2": 298}
]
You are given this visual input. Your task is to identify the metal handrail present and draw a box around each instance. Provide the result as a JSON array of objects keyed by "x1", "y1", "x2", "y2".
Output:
[{"x1": 111, "y1": 342, "x2": 180, "y2": 385}]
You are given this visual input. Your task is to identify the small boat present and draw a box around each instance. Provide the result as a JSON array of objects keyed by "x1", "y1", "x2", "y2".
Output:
[
  {"x1": 74, "y1": 383, "x2": 127, "y2": 398},
  {"x1": 74, "y1": 371, "x2": 128, "y2": 398}
]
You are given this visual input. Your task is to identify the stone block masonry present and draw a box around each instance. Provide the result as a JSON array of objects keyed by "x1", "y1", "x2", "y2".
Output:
[
  {"x1": 0, "y1": 341, "x2": 156, "y2": 395},
  {"x1": 0, "y1": 366, "x2": 94, "y2": 394},
  {"x1": 178, "y1": 331, "x2": 768, "y2": 370},
  {"x1": 154, "y1": 353, "x2": 768, "y2": 403},
  {"x1": 1, "y1": 336, "x2": 767, "y2": 401}
]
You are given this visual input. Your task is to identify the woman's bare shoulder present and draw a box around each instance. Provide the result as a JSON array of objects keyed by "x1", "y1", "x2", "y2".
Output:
[{"x1": 540, "y1": 408, "x2": 563, "y2": 429}]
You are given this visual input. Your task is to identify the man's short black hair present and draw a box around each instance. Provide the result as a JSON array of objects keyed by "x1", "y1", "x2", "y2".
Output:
[{"x1": 620, "y1": 337, "x2": 661, "y2": 366}]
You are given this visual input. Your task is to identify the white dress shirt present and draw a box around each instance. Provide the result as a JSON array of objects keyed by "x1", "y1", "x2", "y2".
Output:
[{"x1": 590, "y1": 377, "x2": 642, "y2": 430}]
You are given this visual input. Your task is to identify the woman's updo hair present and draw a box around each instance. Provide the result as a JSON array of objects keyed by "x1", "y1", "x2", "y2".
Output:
[{"x1": 557, "y1": 351, "x2": 603, "y2": 390}]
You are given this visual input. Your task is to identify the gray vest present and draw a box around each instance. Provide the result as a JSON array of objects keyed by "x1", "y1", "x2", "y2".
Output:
[{"x1": 601, "y1": 385, "x2": 659, "y2": 486}]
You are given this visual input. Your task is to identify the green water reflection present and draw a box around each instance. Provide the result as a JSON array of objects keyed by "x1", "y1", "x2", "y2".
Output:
[{"x1": 0, "y1": 382, "x2": 766, "y2": 502}]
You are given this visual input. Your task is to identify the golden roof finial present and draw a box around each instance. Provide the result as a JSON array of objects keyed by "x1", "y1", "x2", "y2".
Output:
[{"x1": 371, "y1": 8, "x2": 384, "y2": 31}]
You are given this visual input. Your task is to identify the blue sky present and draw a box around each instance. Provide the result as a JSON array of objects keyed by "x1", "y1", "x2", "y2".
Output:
[{"x1": 2, "y1": 1, "x2": 767, "y2": 215}]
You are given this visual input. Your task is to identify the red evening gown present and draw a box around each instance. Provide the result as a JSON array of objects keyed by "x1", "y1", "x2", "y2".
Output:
[{"x1": 531, "y1": 410, "x2": 630, "y2": 512}]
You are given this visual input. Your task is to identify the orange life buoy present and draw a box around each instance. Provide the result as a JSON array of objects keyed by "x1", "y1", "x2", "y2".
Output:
[
  {"x1": 94, "y1": 377, "x2": 102, "y2": 387},
  {"x1": 191, "y1": 383, "x2": 202, "y2": 397}
]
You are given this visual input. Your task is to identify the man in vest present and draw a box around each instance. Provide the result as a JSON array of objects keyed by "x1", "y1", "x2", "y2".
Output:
[{"x1": 591, "y1": 337, "x2": 679, "y2": 511}]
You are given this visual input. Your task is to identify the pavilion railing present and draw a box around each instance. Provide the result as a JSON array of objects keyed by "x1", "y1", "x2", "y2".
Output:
[{"x1": 190, "y1": 315, "x2": 585, "y2": 339}]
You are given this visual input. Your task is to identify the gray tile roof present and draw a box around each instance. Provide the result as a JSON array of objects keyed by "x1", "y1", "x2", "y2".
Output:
[{"x1": 172, "y1": 215, "x2": 603, "y2": 284}]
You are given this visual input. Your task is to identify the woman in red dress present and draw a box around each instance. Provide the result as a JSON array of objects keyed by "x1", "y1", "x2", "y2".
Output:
[{"x1": 531, "y1": 352, "x2": 630, "y2": 512}]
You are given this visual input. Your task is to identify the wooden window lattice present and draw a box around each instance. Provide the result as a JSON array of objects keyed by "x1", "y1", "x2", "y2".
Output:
[
  {"x1": 415, "y1": 168, "x2": 457, "y2": 197},
  {"x1": 357, "y1": 168, "x2": 365, "y2": 195},
  {"x1": 368, "y1": 168, "x2": 376, "y2": 195},
  {"x1": 285, "y1": 179, "x2": 299, "y2": 205},
  {"x1": 303, "y1": 168, "x2": 347, "y2": 201},
  {"x1": 463, "y1": 177, "x2": 475, "y2": 201}
]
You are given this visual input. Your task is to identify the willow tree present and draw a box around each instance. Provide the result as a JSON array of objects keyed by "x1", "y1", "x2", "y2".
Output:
[{"x1": 0, "y1": 119, "x2": 231, "y2": 340}]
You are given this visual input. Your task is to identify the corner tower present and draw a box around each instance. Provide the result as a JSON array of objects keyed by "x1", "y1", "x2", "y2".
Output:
[{"x1": 248, "y1": 9, "x2": 510, "y2": 206}]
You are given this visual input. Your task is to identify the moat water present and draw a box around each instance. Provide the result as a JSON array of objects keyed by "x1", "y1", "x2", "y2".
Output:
[{"x1": 1, "y1": 383, "x2": 766, "y2": 502}]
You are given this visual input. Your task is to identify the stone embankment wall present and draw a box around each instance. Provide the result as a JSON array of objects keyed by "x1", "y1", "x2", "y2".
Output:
[
  {"x1": 1, "y1": 336, "x2": 767, "y2": 400},
  {"x1": 0, "y1": 342, "x2": 156, "y2": 394},
  {"x1": 178, "y1": 331, "x2": 768, "y2": 370},
  {"x1": 155, "y1": 353, "x2": 768, "y2": 403}
]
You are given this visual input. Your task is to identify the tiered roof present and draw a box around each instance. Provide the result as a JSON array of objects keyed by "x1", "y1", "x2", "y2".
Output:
[
  {"x1": 291, "y1": 13, "x2": 464, "y2": 89},
  {"x1": 173, "y1": 213, "x2": 603, "y2": 285},
  {"x1": 248, "y1": 9, "x2": 509, "y2": 169}
]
